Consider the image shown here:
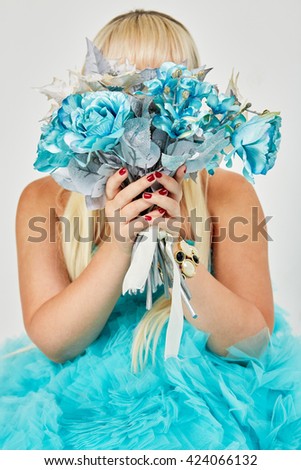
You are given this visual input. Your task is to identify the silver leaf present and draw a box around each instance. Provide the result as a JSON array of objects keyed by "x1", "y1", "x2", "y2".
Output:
[
  {"x1": 85, "y1": 194, "x2": 106, "y2": 210},
  {"x1": 83, "y1": 37, "x2": 112, "y2": 76},
  {"x1": 120, "y1": 118, "x2": 161, "y2": 168},
  {"x1": 161, "y1": 153, "x2": 187, "y2": 171},
  {"x1": 51, "y1": 167, "x2": 76, "y2": 192}
]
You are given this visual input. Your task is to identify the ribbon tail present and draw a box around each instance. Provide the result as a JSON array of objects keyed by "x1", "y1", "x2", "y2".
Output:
[
  {"x1": 122, "y1": 225, "x2": 158, "y2": 295},
  {"x1": 164, "y1": 237, "x2": 184, "y2": 360}
]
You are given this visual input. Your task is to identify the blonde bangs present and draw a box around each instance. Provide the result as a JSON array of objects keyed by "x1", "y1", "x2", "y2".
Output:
[{"x1": 92, "y1": 10, "x2": 200, "y2": 70}]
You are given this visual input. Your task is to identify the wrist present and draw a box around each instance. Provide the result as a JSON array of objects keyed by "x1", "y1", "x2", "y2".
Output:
[
  {"x1": 95, "y1": 236, "x2": 133, "y2": 259},
  {"x1": 105, "y1": 237, "x2": 134, "y2": 257}
]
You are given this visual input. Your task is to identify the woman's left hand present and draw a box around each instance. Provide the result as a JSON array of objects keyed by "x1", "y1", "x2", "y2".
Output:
[{"x1": 139, "y1": 164, "x2": 187, "y2": 238}]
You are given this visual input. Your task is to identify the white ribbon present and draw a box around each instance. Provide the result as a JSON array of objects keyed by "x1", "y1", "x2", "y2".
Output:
[
  {"x1": 164, "y1": 235, "x2": 184, "y2": 360},
  {"x1": 122, "y1": 227, "x2": 185, "y2": 361},
  {"x1": 122, "y1": 225, "x2": 158, "y2": 294}
]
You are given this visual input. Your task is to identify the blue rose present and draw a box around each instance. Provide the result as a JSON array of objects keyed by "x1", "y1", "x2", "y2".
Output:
[
  {"x1": 34, "y1": 91, "x2": 133, "y2": 172},
  {"x1": 230, "y1": 112, "x2": 282, "y2": 181}
]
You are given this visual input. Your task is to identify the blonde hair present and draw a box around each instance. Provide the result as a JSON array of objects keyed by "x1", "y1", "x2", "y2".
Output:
[{"x1": 59, "y1": 9, "x2": 212, "y2": 373}]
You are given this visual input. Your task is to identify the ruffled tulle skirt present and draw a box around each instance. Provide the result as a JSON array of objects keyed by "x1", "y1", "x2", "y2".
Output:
[{"x1": 1, "y1": 287, "x2": 301, "y2": 450}]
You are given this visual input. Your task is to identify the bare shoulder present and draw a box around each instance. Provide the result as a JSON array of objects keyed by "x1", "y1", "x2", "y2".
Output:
[
  {"x1": 17, "y1": 176, "x2": 71, "y2": 218},
  {"x1": 16, "y1": 178, "x2": 72, "y2": 330},
  {"x1": 206, "y1": 167, "x2": 262, "y2": 218}
]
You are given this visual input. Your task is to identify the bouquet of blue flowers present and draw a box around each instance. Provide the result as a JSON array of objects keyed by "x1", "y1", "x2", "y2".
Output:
[{"x1": 33, "y1": 38, "x2": 282, "y2": 359}]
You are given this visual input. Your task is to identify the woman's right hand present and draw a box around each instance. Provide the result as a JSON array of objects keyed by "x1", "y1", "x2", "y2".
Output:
[{"x1": 105, "y1": 168, "x2": 163, "y2": 254}]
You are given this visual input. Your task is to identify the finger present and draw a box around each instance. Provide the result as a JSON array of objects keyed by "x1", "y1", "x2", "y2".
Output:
[
  {"x1": 126, "y1": 209, "x2": 167, "y2": 240},
  {"x1": 114, "y1": 172, "x2": 157, "y2": 208},
  {"x1": 174, "y1": 164, "x2": 187, "y2": 185},
  {"x1": 141, "y1": 209, "x2": 167, "y2": 222},
  {"x1": 121, "y1": 198, "x2": 154, "y2": 223},
  {"x1": 153, "y1": 169, "x2": 185, "y2": 202},
  {"x1": 141, "y1": 190, "x2": 179, "y2": 217},
  {"x1": 105, "y1": 167, "x2": 128, "y2": 201}
]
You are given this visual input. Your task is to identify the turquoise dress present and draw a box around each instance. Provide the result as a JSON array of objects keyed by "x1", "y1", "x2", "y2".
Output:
[{"x1": 0, "y1": 243, "x2": 301, "y2": 450}]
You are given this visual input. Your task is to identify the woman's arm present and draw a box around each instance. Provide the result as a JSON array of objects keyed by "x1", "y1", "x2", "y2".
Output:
[
  {"x1": 143, "y1": 167, "x2": 273, "y2": 357},
  {"x1": 181, "y1": 168, "x2": 274, "y2": 356},
  {"x1": 16, "y1": 170, "x2": 175, "y2": 363},
  {"x1": 16, "y1": 178, "x2": 131, "y2": 363}
]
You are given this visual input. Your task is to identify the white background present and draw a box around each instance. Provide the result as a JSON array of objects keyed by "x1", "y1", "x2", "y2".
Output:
[{"x1": 0, "y1": 0, "x2": 300, "y2": 343}]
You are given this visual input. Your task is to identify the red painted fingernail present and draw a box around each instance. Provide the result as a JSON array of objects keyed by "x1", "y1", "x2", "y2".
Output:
[
  {"x1": 158, "y1": 188, "x2": 168, "y2": 195},
  {"x1": 146, "y1": 173, "x2": 155, "y2": 182},
  {"x1": 155, "y1": 171, "x2": 162, "y2": 178},
  {"x1": 119, "y1": 167, "x2": 127, "y2": 175},
  {"x1": 144, "y1": 215, "x2": 152, "y2": 221},
  {"x1": 158, "y1": 208, "x2": 166, "y2": 214},
  {"x1": 143, "y1": 192, "x2": 152, "y2": 199},
  {"x1": 183, "y1": 166, "x2": 187, "y2": 174}
]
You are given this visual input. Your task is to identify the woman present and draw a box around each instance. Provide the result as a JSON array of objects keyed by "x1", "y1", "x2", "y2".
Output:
[{"x1": 1, "y1": 9, "x2": 301, "y2": 450}]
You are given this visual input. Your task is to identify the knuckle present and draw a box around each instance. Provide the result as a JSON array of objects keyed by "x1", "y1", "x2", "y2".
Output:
[
  {"x1": 105, "y1": 200, "x2": 113, "y2": 213},
  {"x1": 106, "y1": 172, "x2": 115, "y2": 186},
  {"x1": 113, "y1": 193, "x2": 120, "y2": 206},
  {"x1": 171, "y1": 199, "x2": 179, "y2": 211},
  {"x1": 141, "y1": 177, "x2": 152, "y2": 191},
  {"x1": 126, "y1": 179, "x2": 144, "y2": 200},
  {"x1": 130, "y1": 200, "x2": 147, "y2": 219}
]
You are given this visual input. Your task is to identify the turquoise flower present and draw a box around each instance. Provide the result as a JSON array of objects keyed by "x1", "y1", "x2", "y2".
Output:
[
  {"x1": 34, "y1": 113, "x2": 71, "y2": 172},
  {"x1": 34, "y1": 91, "x2": 133, "y2": 172},
  {"x1": 134, "y1": 61, "x2": 216, "y2": 139},
  {"x1": 207, "y1": 91, "x2": 240, "y2": 115},
  {"x1": 151, "y1": 99, "x2": 206, "y2": 139},
  {"x1": 137, "y1": 62, "x2": 191, "y2": 96},
  {"x1": 176, "y1": 77, "x2": 213, "y2": 104},
  {"x1": 151, "y1": 86, "x2": 216, "y2": 140},
  {"x1": 229, "y1": 112, "x2": 282, "y2": 182},
  {"x1": 140, "y1": 64, "x2": 212, "y2": 103}
]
